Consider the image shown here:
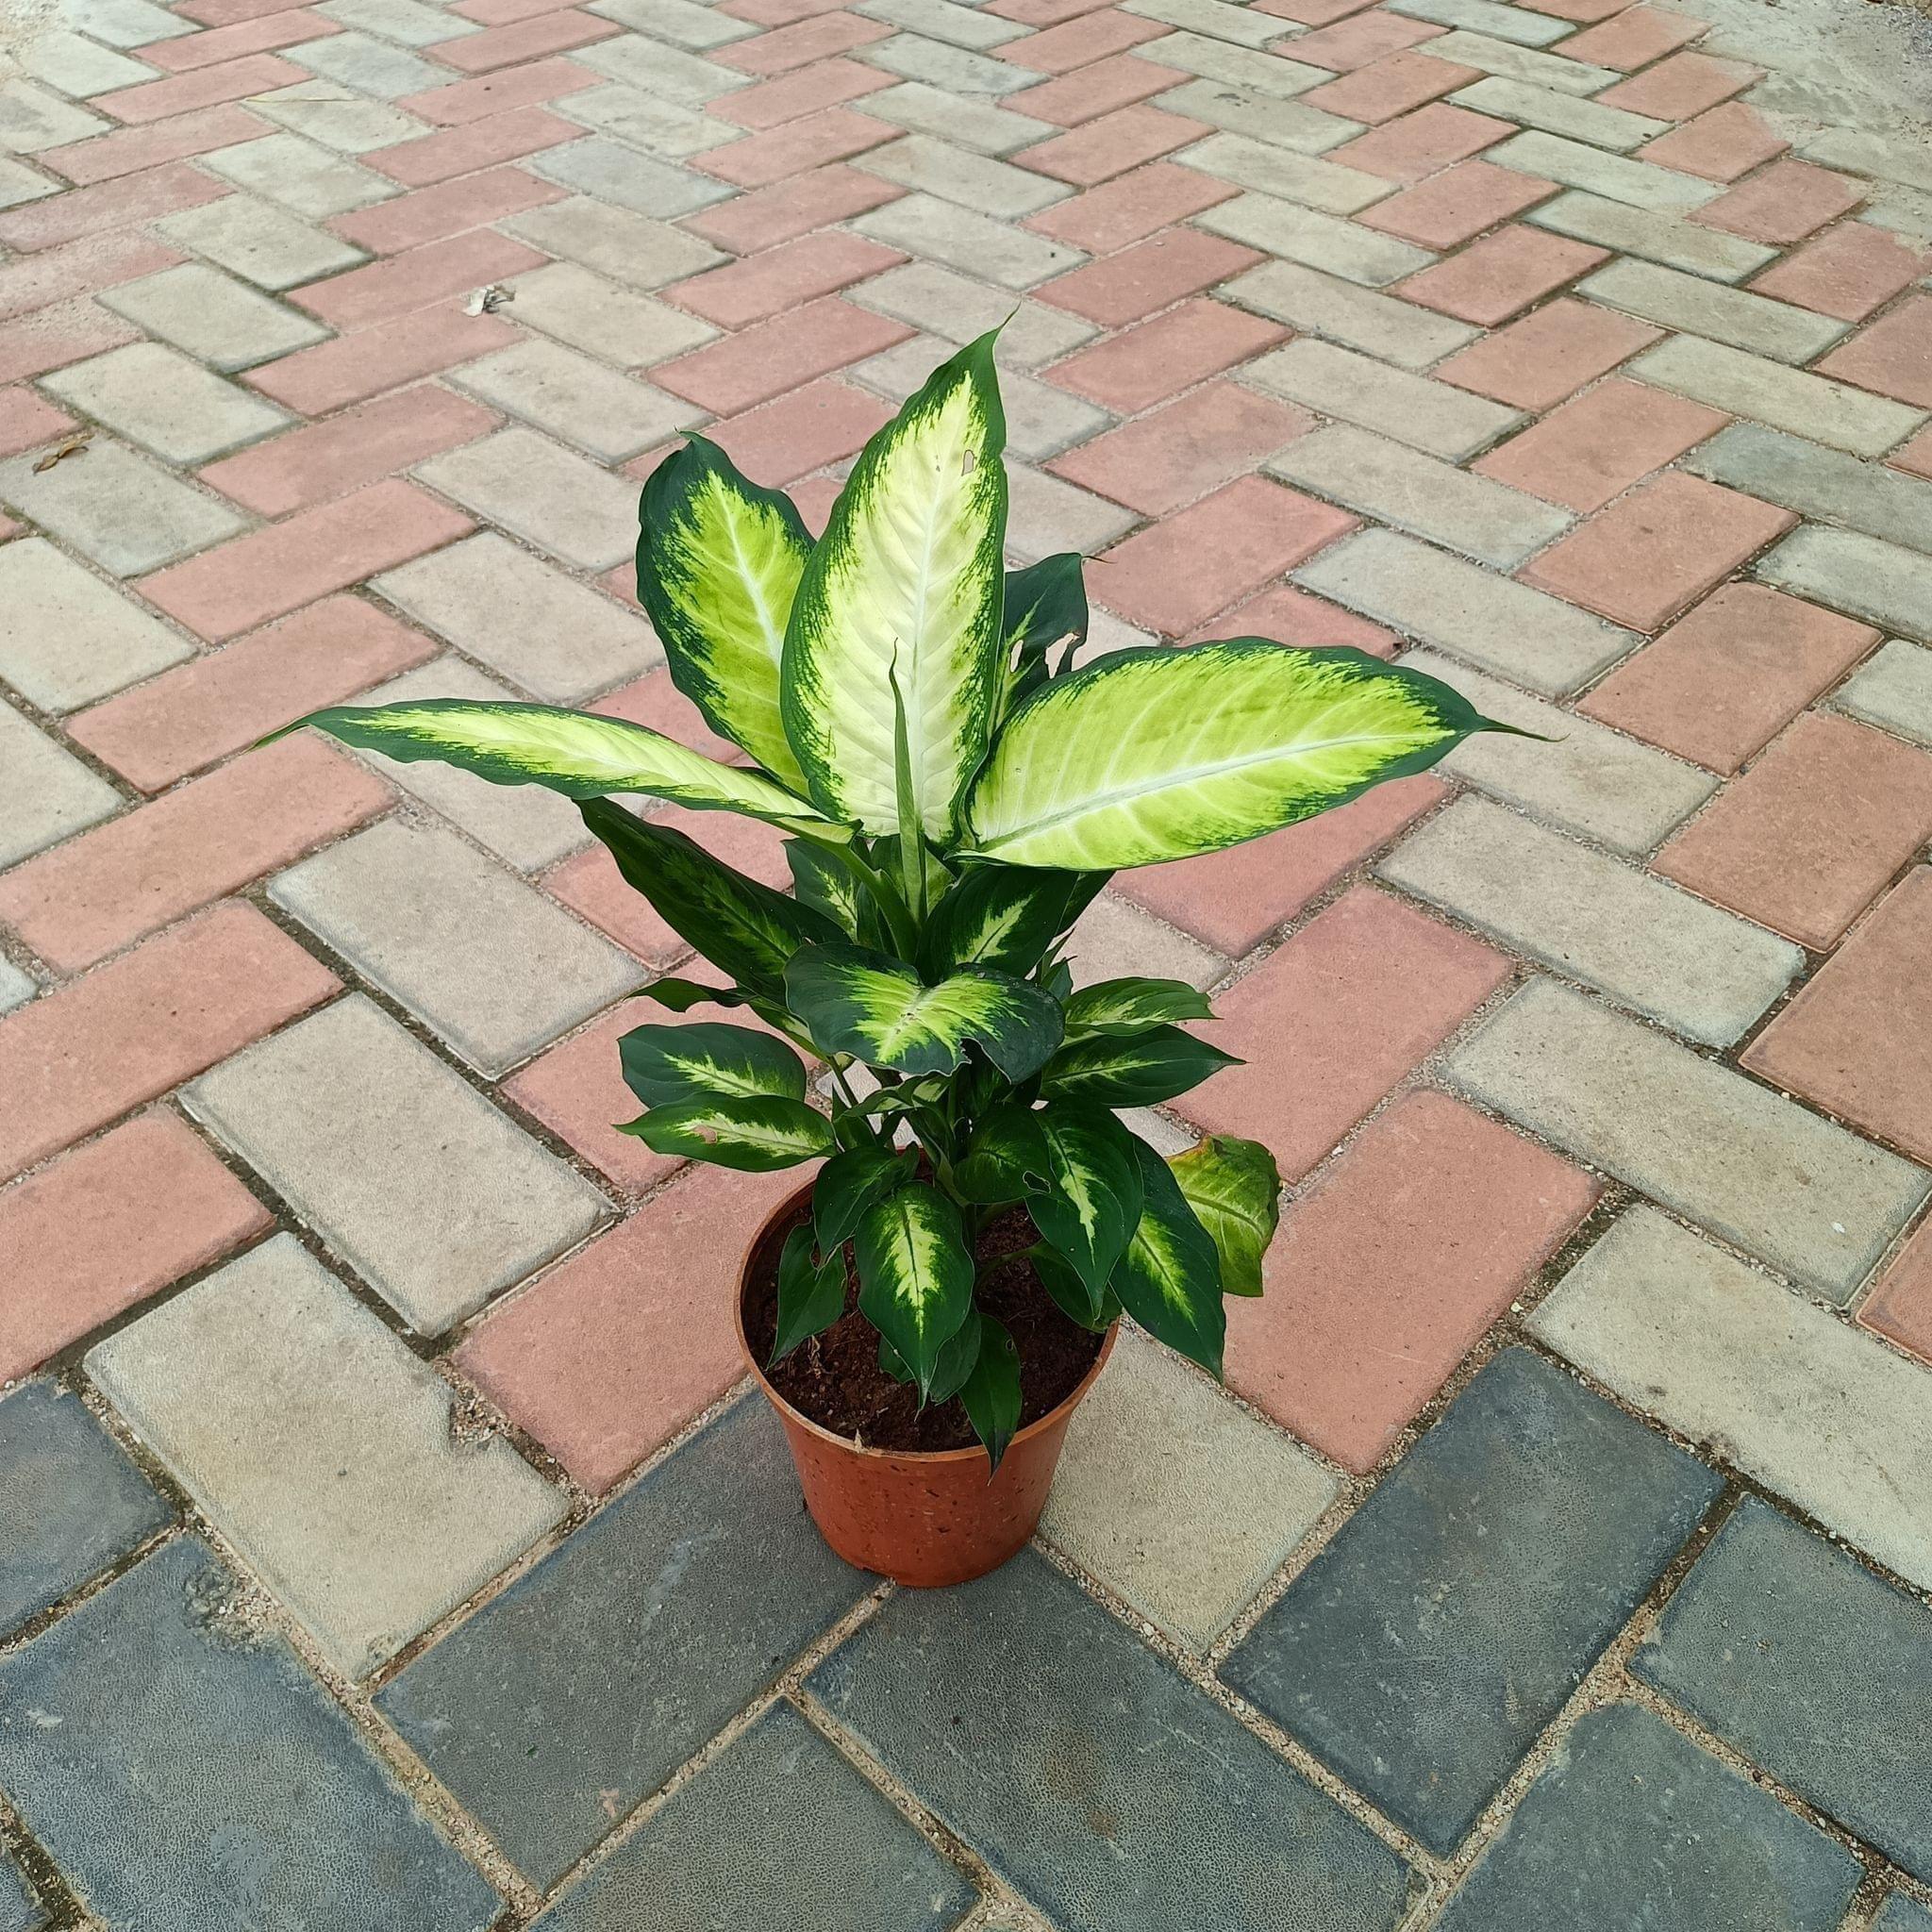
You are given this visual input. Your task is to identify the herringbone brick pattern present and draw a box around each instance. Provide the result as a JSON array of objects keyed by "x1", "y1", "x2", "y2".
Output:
[{"x1": 3, "y1": 0, "x2": 1932, "y2": 1922}]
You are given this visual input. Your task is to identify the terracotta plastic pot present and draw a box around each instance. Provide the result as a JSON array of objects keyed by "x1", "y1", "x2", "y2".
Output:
[{"x1": 736, "y1": 1182, "x2": 1116, "y2": 1589}]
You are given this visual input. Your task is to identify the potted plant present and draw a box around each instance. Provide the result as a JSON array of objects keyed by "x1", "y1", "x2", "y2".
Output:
[{"x1": 280, "y1": 332, "x2": 1509, "y2": 1587}]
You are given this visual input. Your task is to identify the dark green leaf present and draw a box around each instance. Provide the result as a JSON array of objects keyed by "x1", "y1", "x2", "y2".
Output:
[
  {"x1": 1040, "y1": 1024, "x2": 1239, "y2": 1107},
  {"x1": 1113, "y1": 1138, "x2": 1225, "y2": 1376},
  {"x1": 959, "y1": 1313, "x2": 1023, "y2": 1473},
  {"x1": 786, "y1": 941, "x2": 1064, "y2": 1083},
  {"x1": 1028, "y1": 1106, "x2": 1143, "y2": 1317},
  {"x1": 878, "y1": 1333, "x2": 917, "y2": 1384},
  {"x1": 1027, "y1": 1242, "x2": 1103, "y2": 1330},
  {"x1": 581, "y1": 798, "x2": 842, "y2": 998},
  {"x1": 955, "y1": 1105, "x2": 1049, "y2": 1206},
  {"x1": 639, "y1": 976, "x2": 758, "y2": 1013},
  {"x1": 1170, "y1": 1134, "x2": 1280, "y2": 1296},
  {"x1": 855, "y1": 1182, "x2": 975, "y2": 1401},
  {"x1": 814, "y1": 1142, "x2": 916, "y2": 1251},
  {"x1": 920, "y1": 866, "x2": 1093, "y2": 976},
  {"x1": 925, "y1": 1305, "x2": 983, "y2": 1407},
  {"x1": 617, "y1": 1021, "x2": 806, "y2": 1108},
  {"x1": 770, "y1": 1224, "x2": 846, "y2": 1364},
  {"x1": 1004, "y1": 553, "x2": 1088, "y2": 709},
  {"x1": 616, "y1": 1094, "x2": 834, "y2": 1171},
  {"x1": 1063, "y1": 975, "x2": 1215, "y2": 1038},
  {"x1": 785, "y1": 839, "x2": 875, "y2": 943}
]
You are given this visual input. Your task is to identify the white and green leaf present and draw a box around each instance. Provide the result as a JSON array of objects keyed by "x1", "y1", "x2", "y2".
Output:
[
  {"x1": 617, "y1": 1093, "x2": 834, "y2": 1171},
  {"x1": 855, "y1": 1182, "x2": 975, "y2": 1399},
  {"x1": 920, "y1": 866, "x2": 1097, "y2": 977},
  {"x1": 637, "y1": 436, "x2": 812, "y2": 790},
  {"x1": 617, "y1": 1021, "x2": 807, "y2": 1108},
  {"x1": 1040, "y1": 1024, "x2": 1239, "y2": 1108},
  {"x1": 283, "y1": 699, "x2": 844, "y2": 836},
  {"x1": 786, "y1": 941, "x2": 1063, "y2": 1082},
  {"x1": 1002, "y1": 551, "x2": 1088, "y2": 712},
  {"x1": 1028, "y1": 1105, "x2": 1143, "y2": 1317},
  {"x1": 1114, "y1": 1137, "x2": 1226, "y2": 1376},
  {"x1": 781, "y1": 330, "x2": 1008, "y2": 840},
  {"x1": 1063, "y1": 976, "x2": 1213, "y2": 1039},
  {"x1": 1170, "y1": 1134, "x2": 1279, "y2": 1297},
  {"x1": 965, "y1": 641, "x2": 1505, "y2": 870},
  {"x1": 814, "y1": 1142, "x2": 916, "y2": 1251}
]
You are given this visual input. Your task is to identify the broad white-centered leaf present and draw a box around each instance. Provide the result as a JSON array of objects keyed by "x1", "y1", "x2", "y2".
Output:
[
  {"x1": 582, "y1": 799, "x2": 841, "y2": 999},
  {"x1": 1115, "y1": 1137, "x2": 1225, "y2": 1376},
  {"x1": 1029, "y1": 1105, "x2": 1143, "y2": 1316},
  {"x1": 1063, "y1": 976, "x2": 1214, "y2": 1039},
  {"x1": 1170, "y1": 1134, "x2": 1279, "y2": 1297},
  {"x1": 637, "y1": 435, "x2": 812, "y2": 789},
  {"x1": 786, "y1": 941, "x2": 1062, "y2": 1082},
  {"x1": 959, "y1": 1313, "x2": 1023, "y2": 1471},
  {"x1": 921, "y1": 866, "x2": 1097, "y2": 976},
  {"x1": 855, "y1": 1181, "x2": 974, "y2": 1399},
  {"x1": 617, "y1": 1094, "x2": 834, "y2": 1171},
  {"x1": 781, "y1": 331, "x2": 1008, "y2": 839},
  {"x1": 964, "y1": 641, "x2": 1503, "y2": 869},
  {"x1": 617, "y1": 1022, "x2": 806, "y2": 1108},
  {"x1": 770, "y1": 1224, "x2": 846, "y2": 1363},
  {"x1": 955, "y1": 1105, "x2": 1049, "y2": 1207},
  {"x1": 785, "y1": 839, "x2": 873, "y2": 943},
  {"x1": 285, "y1": 699, "x2": 842, "y2": 836},
  {"x1": 1040, "y1": 1024, "x2": 1238, "y2": 1107}
]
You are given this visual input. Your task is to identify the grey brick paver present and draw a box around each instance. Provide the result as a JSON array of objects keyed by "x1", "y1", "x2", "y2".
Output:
[
  {"x1": 200, "y1": 131, "x2": 401, "y2": 219},
  {"x1": 1294, "y1": 527, "x2": 1638, "y2": 694},
  {"x1": 448, "y1": 338, "x2": 702, "y2": 463},
  {"x1": 1223, "y1": 1349, "x2": 1720, "y2": 1857},
  {"x1": 529, "y1": 136, "x2": 734, "y2": 219},
  {"x1": 0, "y1": 1380, "x2": 169, "y2": 1637},
  {"x1": 858, "y1": 134, "x2": 1074, "y2": 219},
  {"x1": 0, "y1": 1536, "x2": 504, "y2": 1932},
  {"x1": 1531, "y1": 1207, "x2": 1932, "y2": 1591},
  {"x1": 1576, "y1": 258, "x2": 1851, "y2": 362},
  {"x1": 1530, "y1": 191, "x2": 1776, "y2": 280},
  {"x1": 1634, "y1": 1497, "x2": 1932, "y2": 1882},
  {"x1": 1433, "y1": 1704, "x2": 1864, "y2": 1932},
  {"x1": 413, "y1": 426, "x2": 644, "y2": 573},
  {"x1": 1401, "y1": 649, "x2": 1718, "y2": 854},
  {"x1": 851, "y1": 261, "x2": 1099, "y2": 366},
  {"x1": 270, "y1": 817, "x2": 646, "y2": 1075},
  {"x1": 1379, "y1": 795, "x2": 1801, "y2": 1042},
  {"x1": 501, "y1": 196, "x2": 725, "y2": 291},
  {"x1": 1419, "y1": 28, "x2": 1617, "y2": 90},
  {"x1": 376, "y1": 1395, "x2": 870, "y2": 1890},
  {"x1": 1684, "y1": 419, "x2": 1932, "y2": 530},
  {"x1": 1153, "y1": 77, "x2": 1362, "y2": 154},
  {"x1": 183, "y1": 994, "x2": 608, "y2": 1334},
  {"x1": 375, "y1": 529, "x2": 660, "y2": 701},
  {"x1": 534, "y1": 1702, "x2": 977, "y2": 1932},
  {"x1": 865, "y1": 34, "x2": 1036, "y2": 93},
  {"x1": 1040, "y1": 1327, "x2": 1338, "y2": 1649},
  {"x1": 559, "y1": 81, "x2": 736, "y2": 155},
  {"x1": 285, "y1": 29, "x2": 447, "y2": 98},
  {"x1": 1450, "y1": 76, "x2": 1667, "y2": 150},
  {"x1": 248, "y1": 80, "x2": 426, "y2": 153},
  {"x1": 500, "y1": 260, "x2": 718, "y2": 368},
  {"x1": 87, "y1": 1235, "x2": 566, "y2": 1679},
  {"x1": 1272, "y1": 423, "x2": 1570, "y2": 567},
  {"x1": 0, "y1": 537, "x2": 192, "y2": 711},
  {"x1": 1243, "y1": 337, "x2": 1523, "y2": 459},
  {"x1": 857, "y1": 191, "x2": 1084, "y2": 286},
  {"x1": 862, "y1": 78, "x2": 1051, "y2": 149},
  {"x1": 1198, "y1": 192, "x2": 1435, "y2": 288},
  {"x1": 1387, "y1": 0, "x2": 1574, "y2": 44},
  {"x1": 154, "y1": 194, "x2": 365, "y2": 293},
  {"x1": 1879, "y1": 1901, "x2": 1932, "y2": 1932},
  {"x1": 99, "y1": 261, "x2": 330, "y2": 372},
  {"x1": 1227, "y1": 260, "x2": 1479, "y2": 367},
  {"x1": 1836, "y1": 638, "x2": 1932, "y2": 745},
  {"x1": 1757, "y1": 525, "x2": 1932, "y2": 641},
  {"x1": 1449, "y1": 979, "x2": 1930, "y2": 1299},
  {"x1": 0, "y1": 700, "x2": 123, "y2": 869},
  {"x1": 1490, "y1": 131, "x2": 1721, "y2": 211},
  {"x1": 812, "y1": 1546, "x2": 1418, "y2": 1931},
  {"x1": 1124, "y1": 0, "x2": 1291, "y2": 47},
  {"x1": 1132, "y1": 30, "x2": 1326, "y2": 94},
  {"x1": 1177, "y1": 133, "x2": 1393, "y2": 215},
  {"x1": 41, "y1": 341, "x2": 291, "y2": 467},
  {"x1": 0, "y1": 1856, "x2": 41, "y2": 1932}
]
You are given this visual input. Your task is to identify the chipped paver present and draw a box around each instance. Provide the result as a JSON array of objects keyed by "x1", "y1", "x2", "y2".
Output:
[{"x1": 4, "y1": 0, "x2": 1932, "y2": 1917}]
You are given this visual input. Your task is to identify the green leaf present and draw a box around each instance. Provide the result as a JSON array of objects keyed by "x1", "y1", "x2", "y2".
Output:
[
  {"x1": 638, "y1": 976, "x2": 758, "y2": 1013},
  {"x1": 1063, "y1": 976, "x2": 1215, "y2": 1038},
  {"x1": 1041, "y1": 1024, "x2": 1239, "y2": 1107},
  {"x1": 581, "y1": 799, "x2": 842, "y2": 999},
  {"x1": 617, "y1": 1022, "x2": 806, "y2": 1108},
  {"x1": 920, "y1": 866, "x2": 1095, "y2": 977},
  {"x1": 878, "y1": 1333, "x2": 917, "y2": 1384},
  {"x1": 770, "y1": 1224, "x2": 846, "y2": 1364},
  {"x1": 781, "y1": 330, "x2": 1008, "y2": 840},
  {"x1": 636, "y1": 436, "x2": 813, "y2": 790},
  {"x1": 283, "y1": 699, "x2": 843, "y2": 837},
  {"x1": 1028, "y1": 1106, "x2": 1143, "y2": 1318},
  {"x1": 616, "y1": 1094, "x2": 835, "y2": 1171},
  {"x1": 1114, "y1": 1137, "x2": 1225, "y2": 1376},
  {"x1": 959, "y1": 1313, "x2": 1023, "y2": 1473},
  {"x1": 855, "y1": 1182, "x2": 974, "y2": 1400},
  {"x1": 1170, "y1": 1134, "x2": 1280, "y2": 1297},
  {"x1": 814, "y1": 1142, "x2": 915, "y2": 1251},
  {"x1": 786, "y1": 941, "x2": 1063, "y2": 1082},
  {"x1": 955, "y1": 1105, "x2": 1048, "y2": 1206},
  {"x1": 925, "y1": 1305, "x2": 983, "y2": 1407},
  {"x1": 1003, "y1": 552, "x2": 1088, "y2": 710},
  {"x1": 965, "y1": 640, "x2": 1505, "y2": 869},
  {"x1": 785, "y1": 840, "x2": 873, "y2": 943}
]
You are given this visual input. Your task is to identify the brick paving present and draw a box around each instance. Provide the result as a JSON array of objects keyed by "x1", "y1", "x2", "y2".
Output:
[{"x1": 0, "y1": 0, "x2": 1930, "y2": 1919}]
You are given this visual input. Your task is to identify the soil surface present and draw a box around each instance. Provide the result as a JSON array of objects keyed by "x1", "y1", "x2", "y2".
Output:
[{"x1": 746, "y1": 1199, "x2": 1107, "y2": 1453}]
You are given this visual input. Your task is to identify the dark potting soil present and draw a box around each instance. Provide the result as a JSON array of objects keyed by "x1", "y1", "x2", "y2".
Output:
[{"x1": 745, "y1": 1201, "x2": 1107, "y2": 1453}]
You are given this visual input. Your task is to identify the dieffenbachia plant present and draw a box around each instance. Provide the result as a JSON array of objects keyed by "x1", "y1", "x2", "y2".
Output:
[{"x1": 282, "y1": 331, "x2": 1513, "y2": 1468}]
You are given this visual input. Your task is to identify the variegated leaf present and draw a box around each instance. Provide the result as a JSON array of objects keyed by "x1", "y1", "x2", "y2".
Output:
[
  {"x1": 637, "y1": 435, "x2": 812, "y2": 789},
  {"x1": 786, "y1": 941, "x2": 1063, "y2": 1082},
  {"x1": 617, "y1": 1022, "x2": 806, "y2": 1108},
  {"x1": 855, "y1": 1181, "x2": 974, "y2": 1399},
  {"x1": 781, "y1": 331, "x2": 1008, "y2": 839},
  {"x1": 1002, "y1": 551, "x2": 1088, "y2": 712},
  {"x1": 1115, "y1": 1136, "x2": 1225, "y2": 1375},
  {"x1": 1170, "y1": 1134, "x2": 1279, "y2": 1297},
  {"x1": 616, "y1": 1094, "x2": 834, "y2": 1171},
  {"x1": 1040, "y1": 1024, "x2": 1238, "y2": 1107},
  {"x1": 965, "y1": 641, "x2": 1505, "y2": 869},
  {"x1": 920, "y1": 865, "x2": 1097, "y2": 976},
  {"x1": 1029, "y1": 1105, "x2": 1143, "y2": 1316},
  {"x1": 1063, "y1": 976, "x2": 1213, "y2": 1039},
  {"x1": 282, "y1": 699, "x2": 843, "y2": 836}
]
